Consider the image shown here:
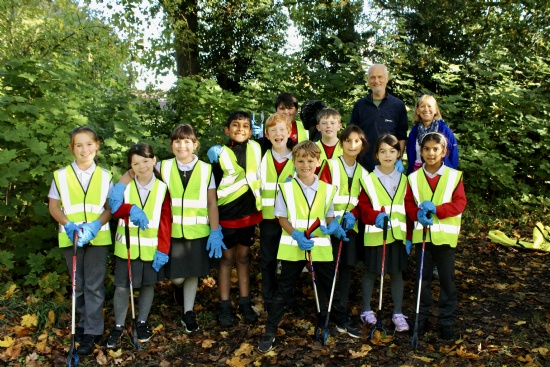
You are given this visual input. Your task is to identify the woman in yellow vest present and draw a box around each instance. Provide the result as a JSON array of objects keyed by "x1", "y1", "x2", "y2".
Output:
[
  {"x1": 355, "y1": 134, "x2": 410, "y2": 333},
  {"x1": 405, "y1": 132, "x2": 467, "y2": 341},
  {"x1": 48, "y1": 126, "x2": 112, "y2": 355},
  {"x1": 109, "y1": 124, "x2": 223, "y2": 334},
  {"x1": 105, "y1": 143, "x2": 171, "y2": 349},
  {"x1": 317, "y1": 125, "x2": 369, "y2": 317}
]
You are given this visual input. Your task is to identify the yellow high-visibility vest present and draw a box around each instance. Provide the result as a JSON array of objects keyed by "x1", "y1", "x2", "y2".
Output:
[
  {"x1": 53, "y1": 165, "x2": 112, "y2": 247},
  {"x1": 408, "y1": 166, "x2": 463, "y2": 247},
  {"x1": 114, "y1": 178, "x2": 168, "y2": 260},
  {"x1": 161, "y1": 158, "x2": 211, "y2": 239},
  {"x1": 277, "y1": 179, "x2": 337, "y2": 262},
  {"x1": 217, "y1": 141, "x2": 261, "y2": 211},
  {"x1": 324, "y1": 157, "x2": 368, "y2": 232},
  {"x1": 360, "y1": 172, "x2": 407, "y2": 246},
  {"x1": 260, "y1": 150, "x2": 295, "y2": 220}
]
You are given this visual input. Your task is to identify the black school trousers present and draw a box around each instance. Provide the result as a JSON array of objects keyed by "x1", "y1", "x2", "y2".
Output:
[
  {"x1": 265, "y1": 258, "x2": 347, "y2": 334},
  {"x1": 415, "y1": 242, "x2": 457, "y2": 327}
]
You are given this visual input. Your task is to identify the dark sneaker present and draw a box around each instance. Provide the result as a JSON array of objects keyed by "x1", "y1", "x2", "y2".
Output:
[
  {"x1": 219, "y1": 303, "x2": 236, "y2": 327},
  {"x1": 136, "y1": 321, "x2": 152, "y2": 343},
  {"x1": 440, "y1": 325, "x2": 455, "y2": 340},
  {"x1": 106, "y1": 325, "x2": 123, "y2": 349},
  {"x1": 77, "y1": 334, "x2": 101, "y2": 355},
  {"x1": 239, "y1": 302, "x2": 258, "y2": 323},
  {"x1": 74, "y1": 326, "x2": 85, "y2": 342},
  {"x1": 336, "y1": 321, "x2": 361, "y2": 338},
  {"x1": 181, "y1": 311, "x2": 199, "y2": 333},
  {"x1": 174, "y1": 286, "x2": 184, "y2": 307},
  {"x1": 258, "y1": 333, "x2": 275, "y2": 353}
]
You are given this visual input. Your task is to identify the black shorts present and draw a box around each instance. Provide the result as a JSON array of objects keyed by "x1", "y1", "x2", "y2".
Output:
[{"x1": 222, "y1": 225, "x2": 256, "y2": 249}]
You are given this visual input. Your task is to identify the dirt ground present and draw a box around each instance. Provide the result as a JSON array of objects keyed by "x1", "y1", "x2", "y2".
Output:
[{"x1": 2, "y1": 231, "x2": 549, "y2": 367}]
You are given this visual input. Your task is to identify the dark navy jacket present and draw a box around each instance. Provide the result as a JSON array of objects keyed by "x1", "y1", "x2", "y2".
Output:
[{"x1": 350, "y1": 92, "x2": 408, "y2": 171}]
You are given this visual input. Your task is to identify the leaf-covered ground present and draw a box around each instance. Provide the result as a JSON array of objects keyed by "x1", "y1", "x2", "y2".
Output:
[{"x1": 1, "y1": 230, "x2": 549, "y2": 367}]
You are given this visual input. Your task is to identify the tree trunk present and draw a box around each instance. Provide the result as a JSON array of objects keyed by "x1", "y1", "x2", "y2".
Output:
[{"x1": 163, "y1": 0, "x2": 199, "y2": 77}]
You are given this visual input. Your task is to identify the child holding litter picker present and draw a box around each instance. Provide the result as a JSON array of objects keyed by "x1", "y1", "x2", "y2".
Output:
[
  {"x1": 354, "y1": 134, "x2": 410, "y2": 333},
  {"x1": 405, "y1": 132, "x2": 466, "y2": 341},
  {"x1": 105, "y1": 142, "x2": 171, "y2": 349},
  {"x1": 317, "y1": 125, "x2": 369, "y2": 316},
  {"x1": 48, "y1": 126, "x2": 112, "y2": 355},
  {"x1": 109, "y1": 124, "x2": 222, "y2": 334},
  {"x1": 207, "y1": 111, "x2": 262, "y2": 327},
  {"x1": 258, "y1": 141, "x2": 360, "y2": 353},
  {"x1": 258, "y1": 113, "x2": 296, "y2": 309}
]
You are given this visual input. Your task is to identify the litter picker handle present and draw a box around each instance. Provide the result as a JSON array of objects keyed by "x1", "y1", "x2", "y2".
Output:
[
  {"x1": 124, "y1": 217, "x2": 131, "y2": 250},
  {"x1": 383, "y1": 216, "x2": 388, "y2": 241},
  {"x1": 305, "y1": 217, "x2": 321, "y2": 239}
]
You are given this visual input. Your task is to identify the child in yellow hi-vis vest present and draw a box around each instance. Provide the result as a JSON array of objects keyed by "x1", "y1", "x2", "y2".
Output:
[
  {"x1": 355, "y1": 134, "x2": 410, "y2": 332},
  {"x1": 405, "y1": 132, "x2": 467, "y2": 341},
  {"x1": 258, "y1": 141, "x2": 360, "y2": 353},
  {"x1": 109, "y1": 124, "x2": 222, "y2": 334},
  {"x1": 207, "y1": 111, "x2": 262, "y2": 327},
  {"x1": 105, "y1": 143, "x2": 171, "y2": 349},
  {"x1": 48, "y1": 126, "x2": 112, "y2": 355}
]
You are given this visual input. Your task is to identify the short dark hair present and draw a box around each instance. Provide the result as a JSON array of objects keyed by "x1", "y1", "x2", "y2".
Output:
[
  {"x1": 339, "y1": 125, "x2": 368, "y2": 160},
  {"x1": 225, "y1": 111, "x2": 251, "y2": 127},
  {"x1": 372, "y1": 133, "x2": 401, "y2": 160},
  {"x1": 274, "y1": 93, "x2": 298, "y2": 111}
]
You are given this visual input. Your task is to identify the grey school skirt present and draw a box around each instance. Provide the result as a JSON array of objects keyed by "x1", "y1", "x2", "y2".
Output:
[
  {"x1": 114, "y1": 256, "x2": 164, "y2": 288},
  {"x1": 164, "y1": 237, "x2": 215, "y2": 279}
]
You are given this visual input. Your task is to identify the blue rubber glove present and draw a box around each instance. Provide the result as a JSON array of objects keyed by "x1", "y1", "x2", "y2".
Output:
[
  {"x1": 152, "y1": 250, "x2": 169, "y2": 272},
  {"x1": 406, "y1": 239, "x2": 413, "y2": 255},
  {"x1": 419, "y1": 200, "x2": 436, "y2": 215},
  {"x1": 206, "y1": 226, "x2": 227, "y2": 258},
  {"x1": 374, "y1": 213, "x2": 391, "y2": 229},
  {"x1": 207, "y1": 145, "x2": 223, "y2": 163},
  {"x1": 291, "y1": 230, "x2": 314, "y2": 251},
  {"x1": 77, "y1": 220, "x2": 102, "y2": 247},
  {"x1": 332, "y1": 225, "x2": 349, "y2": 242},
  {"x1": 395, "y1": 159, "x2": 405, "y2": 173},
  {"x1": 63, "y1": 221, "x2": 79, "y2": 243},
  {"x1": 130, "y1": 205, "x2": 149, "y2": 230},
  {"x1": 417, "y1": 209, "x2": 434, "y2": 227},
  {"x1": 252, "y1": 123, "x2": 263, "y2": 139},
  {"x1": 320, "y1": 215, "x2": 342, "y2": 235},
  {"x1": 109, "y1": 182, "x2": 126, "y2": 213},
  {"x1": 342, "y1": 212, "x2": 356, "y2": 231}
]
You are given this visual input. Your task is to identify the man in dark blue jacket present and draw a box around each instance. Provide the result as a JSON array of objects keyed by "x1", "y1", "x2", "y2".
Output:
[{"x1": 350, "y1": 64, "x2": 408, "y2": 171}]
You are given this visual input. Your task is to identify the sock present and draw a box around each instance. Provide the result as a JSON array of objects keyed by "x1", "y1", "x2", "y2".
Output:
[
  {"x1": 113, "y1": 287, "x2": 129, "y2": 326},
  {"x1": 361, "y1": 270, "x2": 377, "y2": 311},
  {"x1": 137, "y1": 285, "x2": 155, "y2": 322},
  {"x1": 390, "y1": 272, "x2": 404, "y2": 314},
  {"x1": 183, "y1": 277, "x2": 198, "y2": 313}
]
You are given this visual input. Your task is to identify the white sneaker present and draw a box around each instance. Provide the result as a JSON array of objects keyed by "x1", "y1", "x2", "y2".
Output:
[
  {"x1": 392, "y1": 313, "x2": 409, "y2": 332},
  {"x1": 360, "y1": 310, "x2": 376, "y2": 325}
]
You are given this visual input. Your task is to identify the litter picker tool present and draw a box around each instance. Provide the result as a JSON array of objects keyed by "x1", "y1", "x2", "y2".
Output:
[
  {"x1": 125, "y1": 219, "x2": 141, "y2": 350},
  {"x1": 412, "y1": 225, "x2": 428, "y2": 349},
  {"x1": 319, "y1": 216, "x2": 347, "y2": 345},
  {"x1": 66, "y1": 231, "x2": 80, "y2": 367},
  {"x1": 302, "y1": 218, "x2": 324, "y2": 341},
  {"x1": 370, "y1": 216, "x2": 389, "y2": 340}
]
